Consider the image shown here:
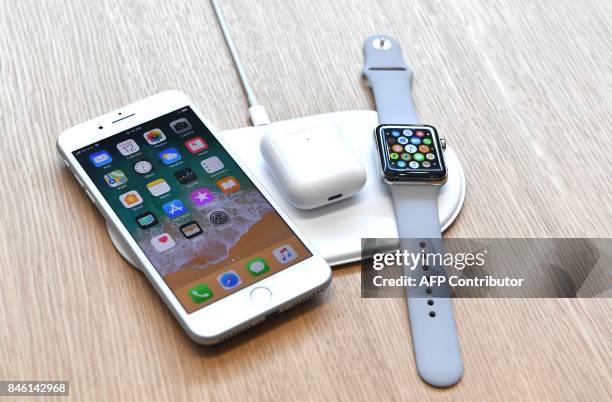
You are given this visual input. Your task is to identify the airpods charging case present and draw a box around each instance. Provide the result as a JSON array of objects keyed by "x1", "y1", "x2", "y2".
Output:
[{"x1": 260, "y1": 122, "x2": 367, "y2": 210}]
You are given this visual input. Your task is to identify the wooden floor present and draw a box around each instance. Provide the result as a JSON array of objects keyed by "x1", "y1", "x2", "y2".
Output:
[{"x1": 0, "y1": 0, "x2": 611, "y2": 401}]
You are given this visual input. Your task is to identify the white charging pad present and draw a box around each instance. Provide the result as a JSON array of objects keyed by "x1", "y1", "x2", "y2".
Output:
[{"x1": 106, "y1": 110, "x2": 465, "y2": 268}]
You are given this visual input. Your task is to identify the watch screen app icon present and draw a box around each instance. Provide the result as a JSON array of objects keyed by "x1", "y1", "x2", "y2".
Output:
[
  {"x1": 404, "y1": 144, "x2": 417, "y2": 153},
  {"x1": 413, "y1": 153, "x2": 425, "y2": 162},
  {"x1": 185, "y1": 137, "x2": 208, "y2": 154},
  {"x1": 143, "y1": 129, "x2": 166, "y2": 145},
  {"x1": 119, "y1": 190, "x2": 143, "y2": 208},
  {"x1": 201, "y1": 156, "x2": 224, "y2": 174},
  {"x1": 273, "y1": 244, "x2": 297, "y2": 264},
  {"x1": 89, "y1": 150, "x2": 112, "y2": 167},
  {"x1": 158, "y1": 148, "x2": 182, "y2": 165},
  {"x1": 150, "y1": 233, "x2": 175, "y2": 252}
]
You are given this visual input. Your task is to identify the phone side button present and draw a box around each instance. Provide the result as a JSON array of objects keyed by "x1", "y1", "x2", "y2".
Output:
[
  {"x1": 72, "y1": 174, "x2": 84, "y2": 188},
  {"x1": 84, "y1": 189, "x2": 96, "y2": 204}
]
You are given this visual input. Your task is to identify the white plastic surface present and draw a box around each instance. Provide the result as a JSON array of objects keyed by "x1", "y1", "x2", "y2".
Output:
[{"x1": 107, "y1": 110, "x2": 466, "y2": 268}]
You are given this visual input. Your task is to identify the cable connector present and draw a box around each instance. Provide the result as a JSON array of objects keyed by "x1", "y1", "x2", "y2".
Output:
[
  {"x1": 248, "y1": 105, "x2": 271, "y2": 126},
  {"x1": 212, "y1": 0, "x2": 272, "y2": 127}
]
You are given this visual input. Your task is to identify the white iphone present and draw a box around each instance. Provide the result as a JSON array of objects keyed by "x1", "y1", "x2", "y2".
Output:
[{"x1": 57, "y1": 90, "x2": 332, "y2": 344}]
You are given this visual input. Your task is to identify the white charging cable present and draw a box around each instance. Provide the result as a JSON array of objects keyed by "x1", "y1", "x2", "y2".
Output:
[{"x1": 211, "y1": 0, "x2": 271, "y2": 126}]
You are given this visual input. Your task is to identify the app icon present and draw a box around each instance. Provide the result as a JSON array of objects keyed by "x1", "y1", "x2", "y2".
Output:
[
  {"x1": 413, "y1": 153, "x2": 425, "y2": 162},
  {"x1": 116, "y1": 139, "x2": 140, "y2": 156},
  {"x1": 391, "y1": 144, "x2": 403, "y2": 153},
  {"x1": 409, "y1": 161, "x2": 419, "y2": 169},
  {"x1": 158, "y1": 147, "x2": 182, "y2": 165},
  {"x1": 133, "y1": 160, "x2": 153, "y2": 175},
  {"x1": 272, "y1": 244, "x2": 297, "y2": 264},
  {"x1": 103, "y1": 170, "x2": 127, "y2": 188},
  {"x1": 397, "y1": 160, "x2": 407, "y2": 168},
  {"x1": 185, "y1": 137, "x2": 208, "y2": 154},
  {"x1": 119, "y1": 190, "x2": 143, "y2": 208},
  {"x1": 410, "y1": 137, "x2": 422, "y2": 145},
  {"x1": 188, "y1": 284, "x2": 213, "y2": 303},
  {"x1": 179, "y1": 221, "x2": 203, "y2": 239},
  {"x1": 426, "y1": 153, "x2": 435, "y2": 160},
  {"x1": 135, "y1": 212, "x2": 158, "y2": 229},
  {"x1": 174, "y1": 167, "x2": 197, "y2": 184},
  {"x1": 422, "y1": 138, "x2": 432, "y2": 145},
  {"x1": 246, "y1": 257, "x2": 270, "y2": 277},
  {"x1": 217, "y1": 271, "x2": 241, "y2": 290},
  {"x1": 190, "y1": 188, "x2": 215, "y2": 206},
  {"x1": 89, "y1": 150, "x2": 112, "y2": 167},
  {"x1": 422, "y1": 161, "x2": 432, "y2": 168},
  {"x1": 402, "y1": 129, "x2": 413, "y2": 136},
  {"x1": 201, "y1": 156, "x2": 224, "y2": 174},
  {"x1": 401, "y1": 153, "x2": 411, "y2": 161},
  {"x1": 415, "y1": 130, "x2": 425, "y2": 137},
  {"x1": 150, "y1": 233, "x2": 175, "y2": 252},
  {"x1": 208, "y1": 210, "x2": 228, "y2": 225},
  {"x1": 391, "y1": 130, "x2": 401, "y2": 137},
  {"x1": 217, "y1": 176, "x2": 240, "y2": 194},
  {"x1": 146, "y1": 178, "x2": 171, "y2": 196},
  {"x1": 170, "y1": 118, "x2": 193, "y2": 134},
  {"x1": 162, "y1": 199, "x2": 187, "y2": 218},
  {"x1": 143, "y1": 129, "x2": 166, "y2": 145},
  {"x1": 418, "y1": 145, "x2": 430, "y2": 153},
  {"x1": 389, "y1": 152, "x2": 399, "y2": 160},
  {"x1": 397, "y1": 137, "x2": 409, "y2": 145},
  {"x1": 405, "y1": 144, "x2": 417, "y2": 153},
  {"x1": 386, "y1": 137, "x2": 396, "y2": 145}
]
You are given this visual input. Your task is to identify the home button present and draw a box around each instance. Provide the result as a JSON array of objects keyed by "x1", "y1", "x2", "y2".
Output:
[{"x1": 250, "y1": 287, "x2": 272, "y2": 306}]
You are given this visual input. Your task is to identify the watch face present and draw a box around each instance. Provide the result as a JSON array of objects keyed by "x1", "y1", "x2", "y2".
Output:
[{"x1": 375, "y1": 125, "x2": 447, "y2": 183}]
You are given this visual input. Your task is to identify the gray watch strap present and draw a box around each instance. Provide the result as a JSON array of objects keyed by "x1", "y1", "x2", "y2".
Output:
[
  {"x1": 362, "y1": 36, "x2": 418, "y2": 124},
  {"x1": 364, "y1": 35, "x2": 463, "y2": 387},
  {"x1": 390, "y1": 186, "x2": 463, "y2": 387}
]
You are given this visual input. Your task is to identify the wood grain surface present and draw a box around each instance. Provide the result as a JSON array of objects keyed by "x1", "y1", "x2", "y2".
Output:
[{"x1": 1, "y1": 0, "x2": 611, "y2": 401}]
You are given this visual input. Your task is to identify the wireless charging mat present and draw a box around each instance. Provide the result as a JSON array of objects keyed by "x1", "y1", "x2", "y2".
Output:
[{"x1": 106, "y1": 110, "x2": 466, "y2": 268}]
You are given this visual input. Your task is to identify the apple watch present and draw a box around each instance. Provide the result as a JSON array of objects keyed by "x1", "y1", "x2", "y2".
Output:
[{"x1": 363, "y1": 35, "x2": 464, "y2": 387}]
